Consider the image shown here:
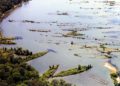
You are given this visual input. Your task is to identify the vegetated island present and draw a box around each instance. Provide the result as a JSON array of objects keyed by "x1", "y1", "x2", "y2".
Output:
[
  {"x1": 0, "y1": 34, "x2": 16, "y2": 45},
  {"x1": 97, "y1": 44, "x2": 120, "y2": 59},
  {"x1": 40, "y1": 64, "x2": 92, "y2": 79},
  {"x1": 63, "y1": 30, "x2": 84, "y2": 37},
  {"x1": 54, "y1": 65, "x2": 92, "y2": 77}
]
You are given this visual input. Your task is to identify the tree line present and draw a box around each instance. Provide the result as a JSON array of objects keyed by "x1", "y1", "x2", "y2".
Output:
[
  {"x1": 0, "y1": 47, "x2": 72, "y2": 86},
  {"x1": 0, "y1": 0, "x2": 29, "y2": 17}
]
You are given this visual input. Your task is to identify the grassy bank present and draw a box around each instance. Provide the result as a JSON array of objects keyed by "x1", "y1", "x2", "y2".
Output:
[
  {"x1": 41, "y1": 65, "x2": 59, "y2": 79},
  {"x1": 24, "y1": 51, "x2": 48, "y2": 62},
  {"x1": 54, "y1": 65, "x2": 92, "y2": 77}
]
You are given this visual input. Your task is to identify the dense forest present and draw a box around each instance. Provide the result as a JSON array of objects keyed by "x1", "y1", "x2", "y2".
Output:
[
  {"x1": 0, "y1": 55, "x2": 72, "y2": 86},
  {"x1": 0, "y1": 0, "x2": 29, "y2": 17},
  {"x1": 0, "y1": 47, "x2": 72, "y2": 86}
]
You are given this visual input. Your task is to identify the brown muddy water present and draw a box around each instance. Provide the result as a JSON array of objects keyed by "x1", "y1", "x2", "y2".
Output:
[{"x1": 1, "y1": 0, "x2": 120, "y2": 86}]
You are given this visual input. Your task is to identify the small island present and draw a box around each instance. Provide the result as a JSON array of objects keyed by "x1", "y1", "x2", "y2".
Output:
[
  {"x1": 63, "y1": 30, "x2": 84, "y2": 37},
  {"x1": 0, "y1": 32, "x2": 17, "y2": 45},
  {"x1": 54, "y1": 65, "x2": 92, "y2": 77}
]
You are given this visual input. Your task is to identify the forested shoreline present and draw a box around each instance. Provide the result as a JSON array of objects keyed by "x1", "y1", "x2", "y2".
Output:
[
  {"x1": 0, "y1": 47, "x2": 73, "y2": 86},
  {"x1": 0, "y1": 0, "x2": 29, "y2": 18}
]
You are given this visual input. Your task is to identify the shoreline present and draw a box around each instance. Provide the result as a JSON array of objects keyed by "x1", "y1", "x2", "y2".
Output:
[
  {"x1": 0, "y1": 3, "x2": 22, "y2": 22},
  {"x1": 104, "y1": 61, "x2": 120, "y2": 84},
  {"x1": 104, "y1": 62, "x2": 117, "y2": 74}
]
